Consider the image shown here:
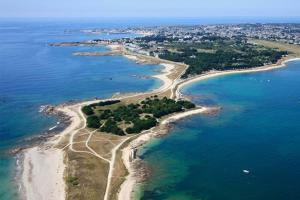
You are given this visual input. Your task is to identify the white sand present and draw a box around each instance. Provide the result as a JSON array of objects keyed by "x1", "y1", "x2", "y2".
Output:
[
  {"x1": 118, "y1": 57, "x2": 300, "y2": 200},
  {"x1": 110, "y1": 45, "x2": 184, "y2": 98},
  {"x1": 22, "y1": 45, "x2": 299, "y2": 200},
  {"x1": 176, "y1": 57, "x2": 300, "y2": 99},
  {"x1": 21, "y1": 99, "x2": 100, "y2": 200},
  {"x1": 22, "y1": 147, "x2": 65, "y2": 200},
  {"x1": 121, "y1": 57, "x2": 178, "y2": 96},
  {"x1": 153, "y1": 63, "x2": 176, "y2": 93},
  {"x1": 108, "y1": 44, "x2": 122, "y2": 51},
  {"x1": 161, "y1": 107, "x2": 209, "y2": 125},
  {"x1": 124, "y1": 54, "x2": 138, "y2": 61},
  {"x1": 118, "y1": 107, "x2": 210, "y2": 200},
  {"x1": 118, "y1": 129, "x2": 154, "y2": 200}
]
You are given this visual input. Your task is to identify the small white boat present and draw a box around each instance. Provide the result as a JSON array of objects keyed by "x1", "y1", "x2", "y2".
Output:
[{"x1": 243, "y1": 170, "x2": 250, "y2": 174}]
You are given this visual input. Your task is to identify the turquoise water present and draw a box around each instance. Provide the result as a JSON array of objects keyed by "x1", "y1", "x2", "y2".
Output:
[
  {"x1": 2, "y1": 18, "x2": 300, "y2": 200},
  {"x1": 0, "y1": 20, "x2": 161, "y2": 199},
  {"x1": 138, "y1": 61, "x2": 300, "y2": 200}
]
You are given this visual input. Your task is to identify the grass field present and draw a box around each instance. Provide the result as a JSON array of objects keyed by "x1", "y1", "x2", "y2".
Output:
[{"x1": 250, "y1": 39, "x2": 300, "y2": 57}]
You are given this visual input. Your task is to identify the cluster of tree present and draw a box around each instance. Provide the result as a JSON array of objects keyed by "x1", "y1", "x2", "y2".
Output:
[
  {"x1": 141, "y1": 96, "x2": 193, "y2": 118},
  {"x1": 201, "y1": 35, "x2": 230, "y2": 42},
  {"x1": 159, "y1": 39, "x2": 287, "y2": 78},
  {"x1": 100, "y1": 119, "x2": 125, "y2": 136},
  {"x1": 177, "y1": 100, "x2": 196, "y2": 109},
  {"x1": 90, "y1": 100, "x2": 121, "y2": 108},
  {"x1": 126, "y1": 116, "x2": 157, "y2": 134},
  {"x1": 82, "y1": 106, "x2": 94, "y2": 116},
  {"x1": 84, "y1": 96, "x2": 196, "y2": 135},
  {"x1": 83, "y1": 100, "x2": 121, "y2": 116},
  {"x1": 87, "y1": 116, "x2": 101, "y2": 129},
  {"x1": 111, "y1": 104, "x2": 141, "y2": 122}
]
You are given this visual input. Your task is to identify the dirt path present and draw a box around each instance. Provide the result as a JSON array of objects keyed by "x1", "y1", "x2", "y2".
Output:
[{"x1": 59, "y1": 60, "x2": 186, "y2": 200}]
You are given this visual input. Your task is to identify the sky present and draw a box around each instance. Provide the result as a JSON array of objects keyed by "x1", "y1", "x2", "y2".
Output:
[{"x1": 0, "y1": 0, "x2": 300, "y2": 18}]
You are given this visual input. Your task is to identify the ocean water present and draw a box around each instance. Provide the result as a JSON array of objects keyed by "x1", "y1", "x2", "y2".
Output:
[
  {"x1": 2, "y1": 18, "x2": 300, "y2": 200},
  {"x1": 0, "y1": 20, "x2": 162, "y2": 200},
  {"x1": 138, "y1": 61, "x2": 300, "y2": 200}
]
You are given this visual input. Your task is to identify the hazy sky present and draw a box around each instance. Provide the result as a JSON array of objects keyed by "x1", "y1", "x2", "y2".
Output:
[{"x1": 0, "y1": 0, "x2": 300, "y2": 18}]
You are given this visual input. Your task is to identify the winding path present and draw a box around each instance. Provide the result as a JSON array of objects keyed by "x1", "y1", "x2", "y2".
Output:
[
  {"x1": 59, "y1": 60, "x2": 188, "y2": 200},
  {"x1": 61, "y1": 100, "x2": 136, "y2": 200}
]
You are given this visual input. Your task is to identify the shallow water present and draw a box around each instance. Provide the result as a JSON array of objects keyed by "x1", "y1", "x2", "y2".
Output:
[
  {"x1": 2, "y1": 18, "x2": 300, "y2": 200},
  {"x1": 138, "y1": 61, "x2": 300, "y2": 200},
  {"x1": 0, "y1": 20, "x2": 161, "y2": 200}
]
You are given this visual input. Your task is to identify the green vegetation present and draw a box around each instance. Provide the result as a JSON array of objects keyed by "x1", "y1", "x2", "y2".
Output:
[
  {"x1": 126, "y1": 116, "x2": 157, "y2": 134},
  {"x1": 87, "y1": 116, "x2": 101, "y2": 129},
  {"x1": 90, "y1": 100, "x2": 121, "y2": 107},
  {"x1": 146, "y1": 37, "x2": 287, "y2": 78},
  {"x1": 83, "y1": 97, "x2": 196, "y2": 135},
  {"x1": 249, "y1": 39, "x2": 300, "y2": 58},
  {"x1": 66, "y1": 176, "x2": 79, "y2": 186},
  {"x1": 82, "y1": 106, "x2": 94, "y2": 116},
  {"x1": 177, "y1": 100, "x2": 197, "y2": 109},
  {"x1": 82, "y1": 100, "x2": 120, "y2": 116},
  {"x1": 100, "y1": 119, "x2": 125, "y2": 136},
  {"x1": 140, "y1": 97, "x2": 195, "y2": 118}
]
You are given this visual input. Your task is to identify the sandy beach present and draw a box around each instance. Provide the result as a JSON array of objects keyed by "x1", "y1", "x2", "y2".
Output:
[
  {"x1": 117, "y1": 56, "x2": 300, "y2": 200},
  {"x1": 22, "y1": 147, "x2": 65, "y2": 200},
  {"x1": 176, "y1": 57, "x2": 300, "y2": 98},
  {"x1": 20, "y1": 54, "x2": 177, "y2": 200},
  {"x1": 21, "y1": 100, "x2": 99, "y2": 200},
  {"x1": 117, "y1": 107, "x2": 211, "y2": 200},
  {"x1": 153, "y1": 63, "x2": 176, "y2": 92},
  {"x1": 20, "y1": 41, "x2": 300, "y2": 200}
]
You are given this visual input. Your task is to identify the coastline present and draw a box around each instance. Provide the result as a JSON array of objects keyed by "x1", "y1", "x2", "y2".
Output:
[
  {"x1": 20, "y1": 42, "x2": 300, "y2": 200},
  {"x1": 21, "y1": 147, "x2": 65, "y2": 200},
  {"x1": 176, "y1": 57, "x2": 300, "y2": 98},
  {"x1": 117, "y1": 56, "x2": 300, "y2": 200},
  {"x1": 20, "y1": 52, "x2": 181, "y2": 200},
  {"x1": 117, "y1": 107, "x2": 214, "y2": 200},
  {"x1": 20, "y1": 100, "x2": 99, "y2": 200}
]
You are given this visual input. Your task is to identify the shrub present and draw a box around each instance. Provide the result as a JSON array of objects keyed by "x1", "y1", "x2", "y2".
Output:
[
  {"x1": 97, "y1": 100, "x2": 121, "y2": 106},
  {"x1": 177, "y1": 100, "x2": 196, "y2": 109},
  {"x1": 100, "y1": 119, "x2": 125, "y2": 136},
  {"x1": 66, "y1": 176, "x2": 79, "y2": 186},
  {"x1": 87, "y1": 116, "x2": 101, "y2": 128},
  {"x1": 126, "y1": 117, "x2": 157, "y2": 134},
  {"x1": 82, "y1": 106, "x2": 94, "y2": 115}
]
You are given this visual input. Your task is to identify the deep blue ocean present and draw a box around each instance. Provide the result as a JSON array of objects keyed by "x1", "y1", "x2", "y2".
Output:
[
  {"x1": 1, "y1": 18, "x2": 300, "y2": 200},
  {"x1": 137, "y1": 61, "x2": 300, "y2": 200}
]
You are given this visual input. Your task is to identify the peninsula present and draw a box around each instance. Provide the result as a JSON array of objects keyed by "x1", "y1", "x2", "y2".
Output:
[{"x1": 21, "y1": 23, "x2": 300, "y2": 200}]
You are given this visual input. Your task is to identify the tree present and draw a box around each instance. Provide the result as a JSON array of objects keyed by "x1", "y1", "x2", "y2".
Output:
[
  {"x1": 87, "y1": 116, "x2": 101, "y2": 129},
  {"x1": 177, "y1": 100, "x2": 196, "y2": 109},
  {"x1": 82, "y1": 106, "x2": 94, "y2": 115},
  {"x1": 100, "y1": 119, "x2": 125, "y2": 136}
]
